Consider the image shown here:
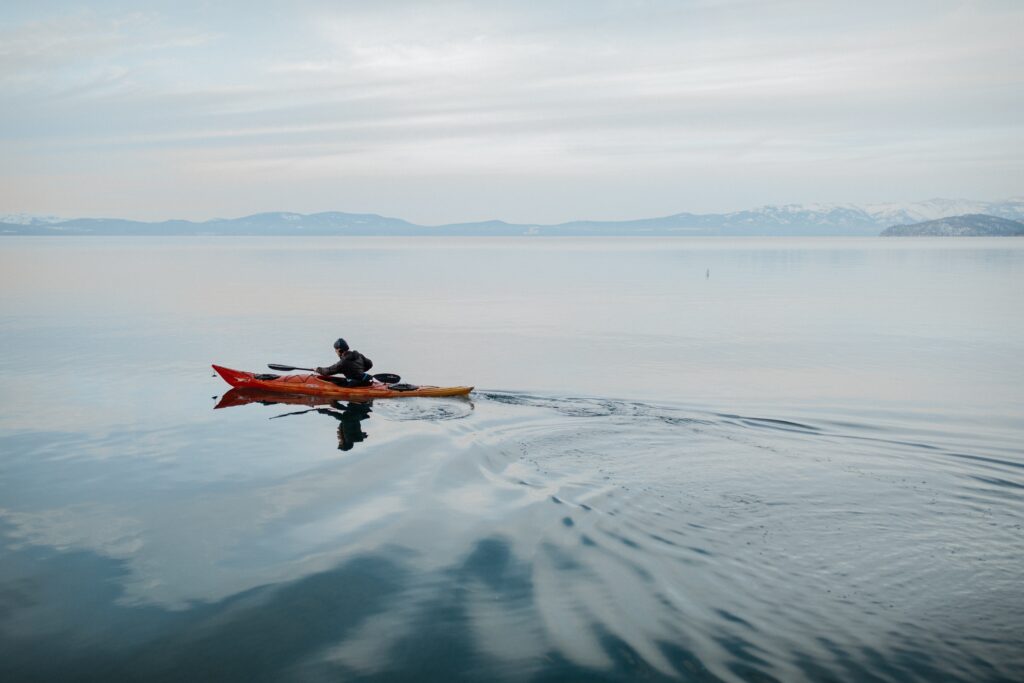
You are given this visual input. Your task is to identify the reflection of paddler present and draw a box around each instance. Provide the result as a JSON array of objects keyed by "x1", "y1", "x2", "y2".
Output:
[
  {"x1": 317, "y1": 400, "x2": 372, "y2": 451},
  {"x1": 217, "y1": 390, "x2": 375, "y2": 453}
]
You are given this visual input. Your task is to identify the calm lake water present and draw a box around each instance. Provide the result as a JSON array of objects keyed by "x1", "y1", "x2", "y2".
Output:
[{"x1": 1, "y1": 237, "x2": 1022, "y2": 682}]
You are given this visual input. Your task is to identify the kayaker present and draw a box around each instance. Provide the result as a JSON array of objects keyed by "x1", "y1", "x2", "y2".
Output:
[{"x1": 315, "y1": 338, "x2": 374, "y2": 387}]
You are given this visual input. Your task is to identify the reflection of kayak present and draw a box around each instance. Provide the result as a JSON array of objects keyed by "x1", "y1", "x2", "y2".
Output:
[
  {"x1": 212, "y1": 365, "x2": 473, "y2": 399},
  {"x1": 214, "y1": 387, "x2": 375, "y2": 452},
  {"x1": 214, "y1": 388, "x2": 338, "y2": 409}
]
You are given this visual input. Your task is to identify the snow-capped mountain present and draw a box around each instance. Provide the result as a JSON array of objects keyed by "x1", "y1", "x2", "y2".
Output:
[
  {"x1": 864, "y1": 198, "x2": 1024, "y2": 226},
  {"x1": 718, "y1": 199, "x2": 1024, "y2": 229},
  {"x1": 2, "y1": 199, "x2": 1022, "y2": 236},
  {"x1": 0, "y1": 213, "x2": 64, "y2": 225},
  {"x1": 716, "y1": 204, "x2": 877, "y2": 228},
  {"x1": 881, "y1": 214, "x2": 1024, "y2": 237}
]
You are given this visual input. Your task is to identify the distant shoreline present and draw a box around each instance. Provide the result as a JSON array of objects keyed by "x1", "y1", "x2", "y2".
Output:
[{"x1": 4, "y1": 201, "x2": 1022, "y2": 238}]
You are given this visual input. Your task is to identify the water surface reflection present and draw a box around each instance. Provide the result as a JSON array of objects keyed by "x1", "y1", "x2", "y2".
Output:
[
  {"x1": 217, "y1": 389, "x2": 375, "y2": 452},
  {"x1": 2, "y1": 239, "x2": 1022, "y2": 681},
  {"x1": 2, "y1": 388, "x2": 1021, "y2": 682}
]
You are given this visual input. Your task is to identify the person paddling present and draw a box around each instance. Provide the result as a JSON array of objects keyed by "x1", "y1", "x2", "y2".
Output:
[{"x1": 315, "y1": 338, "x2": 374, "y2": 387}]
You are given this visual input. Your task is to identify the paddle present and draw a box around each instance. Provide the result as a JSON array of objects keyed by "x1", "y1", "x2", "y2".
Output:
[
  {"x1": 270, "y1": 408, "x2": 320, "y2": 419},
  {"x1": 267, "y1": 364, "x2": 401, "y2": 384}
]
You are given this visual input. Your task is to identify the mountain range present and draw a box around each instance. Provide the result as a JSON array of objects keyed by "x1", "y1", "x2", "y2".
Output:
[
  {"x1": 881, "y1": 214, "x2": 1024, "y2": 237},
  {"x1": 3, "y1": 198, "x2": 1023, "y2": 237}
]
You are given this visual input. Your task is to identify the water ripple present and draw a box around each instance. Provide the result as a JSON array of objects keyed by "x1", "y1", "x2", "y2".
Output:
[
  {"x1": 1, "y1": 390, "x2": 1021, "y2": 682},
  {"x1": 459, "y1": 391, "x2": 1024, "y2": 682}
]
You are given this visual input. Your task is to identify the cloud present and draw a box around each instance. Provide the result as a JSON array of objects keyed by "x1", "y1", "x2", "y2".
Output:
[
  {"x1": 0, "y1": 11, "x2": 213, "y2": 86},
  {"x1": 0, "y1": 0, "x2": 1021, "y2": 220}
]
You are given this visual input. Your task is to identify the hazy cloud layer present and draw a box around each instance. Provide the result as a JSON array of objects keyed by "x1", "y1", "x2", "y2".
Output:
[{"x1": 1, "y1": 0, "x2": 1022, "y2": 222}]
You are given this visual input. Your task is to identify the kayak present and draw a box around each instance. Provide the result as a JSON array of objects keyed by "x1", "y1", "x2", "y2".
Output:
[{"x1": 212, "y1": 364, "x2": 473, "y2": 399}]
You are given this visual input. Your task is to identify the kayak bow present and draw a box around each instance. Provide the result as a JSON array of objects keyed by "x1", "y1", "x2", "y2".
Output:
[{"x1": 212, "y1": 365, "x2": 473, "y2": 399}]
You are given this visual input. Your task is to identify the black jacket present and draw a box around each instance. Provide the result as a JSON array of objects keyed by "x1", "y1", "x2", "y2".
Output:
[{"x1": 316, "y1": 350, "x2": 373, "y2": 380}]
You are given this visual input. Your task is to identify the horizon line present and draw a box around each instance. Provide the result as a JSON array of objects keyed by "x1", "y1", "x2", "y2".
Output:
[{"x1": 4, "y1": 196, "x2": 1023, "y2": 227}]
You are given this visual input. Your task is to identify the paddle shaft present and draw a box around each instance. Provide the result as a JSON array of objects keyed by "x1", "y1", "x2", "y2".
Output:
[{"x1": 268, "y1": 364, "x2": 401, "y2": 384}]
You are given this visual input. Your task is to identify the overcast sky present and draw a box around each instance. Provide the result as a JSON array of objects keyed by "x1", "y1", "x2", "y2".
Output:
[{"x1": 1, "y1": 0, "x2": 1021, "y2": 223}]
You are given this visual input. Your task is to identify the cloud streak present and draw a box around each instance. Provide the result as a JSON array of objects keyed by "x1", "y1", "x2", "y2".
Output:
[{"x1": 1, "y1": 0, "x2": 1021, "y2": 221}]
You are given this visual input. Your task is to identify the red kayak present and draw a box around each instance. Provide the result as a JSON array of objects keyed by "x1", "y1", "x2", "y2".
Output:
[{"x1": 212, "y1": 365, "x2": 473, "y2": 399}]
